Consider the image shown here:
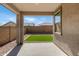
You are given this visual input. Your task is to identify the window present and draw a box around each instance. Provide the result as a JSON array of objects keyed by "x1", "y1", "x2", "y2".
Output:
[{"x1": 54, "y1": 9, "x2": 62, "y2": 35}]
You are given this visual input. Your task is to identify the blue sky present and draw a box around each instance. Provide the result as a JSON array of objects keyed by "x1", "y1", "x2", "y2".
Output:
[
  {"x1": 55, "y1": 16, "x2": 61, "y2": 23},
  {"x1": 0, "y1": 5, "x2": 16, "y2": 25},
  {"x1": 24, "y1": 16, "x2": 53, "y2": 26},
  {"x1": 0, "y1": 5, "x2": 60, "y2": 26}
]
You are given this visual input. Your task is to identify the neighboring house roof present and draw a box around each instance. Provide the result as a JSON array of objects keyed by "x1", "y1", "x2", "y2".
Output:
[{"x1": 2, "y1": 21, "x2": 16, "y2": 26}]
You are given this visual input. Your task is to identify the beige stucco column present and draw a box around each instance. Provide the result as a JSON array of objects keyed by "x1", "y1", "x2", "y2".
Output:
[
  {"x1": 16, "y1": 14, "x2": 20, "y2": 45},
  {"x1": 16, "y1": 12, "x2": 24, "y2": 45},
  {"x1": 19, "y1": 13, "x2": 24, "y2": 44}
]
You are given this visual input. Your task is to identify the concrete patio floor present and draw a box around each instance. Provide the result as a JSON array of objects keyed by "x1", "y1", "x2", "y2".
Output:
[{"x1": 16, "y1": 42, "x2": 67, "y2": 56}]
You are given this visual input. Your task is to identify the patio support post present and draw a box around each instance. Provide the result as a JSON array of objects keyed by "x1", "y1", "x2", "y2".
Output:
[
  {"x1": 16, "y1": 12, "x2": 24, "y2": 45},
  {"x1": 19, "y1": 12, "x2": 24, "y2": 44},
  {"x1": 16, "y1": 13, "x2": 21, "y2": 45}
]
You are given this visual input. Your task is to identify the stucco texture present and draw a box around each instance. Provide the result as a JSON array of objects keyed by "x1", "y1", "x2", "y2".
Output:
[{"x1": 54, "y1": 4, "x2": 79, "y2": 56}]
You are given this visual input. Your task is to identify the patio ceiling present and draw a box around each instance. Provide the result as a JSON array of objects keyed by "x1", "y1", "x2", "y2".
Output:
[{"x1": 12, "y1": 3, "x2": 61, "y2": 12}]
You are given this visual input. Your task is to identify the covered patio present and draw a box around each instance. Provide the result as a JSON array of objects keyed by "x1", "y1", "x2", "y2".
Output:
[
  {"x1": 2, "y1": 3, "x2": 61, "y2": 45},
  {"x1": 0, "y1": 3, "x2": 67, "y2": 56}
]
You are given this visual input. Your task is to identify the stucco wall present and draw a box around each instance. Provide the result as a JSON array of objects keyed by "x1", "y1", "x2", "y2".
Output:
[{"x1": 54, "y1": 4, "x2": 79, "y2": 56}]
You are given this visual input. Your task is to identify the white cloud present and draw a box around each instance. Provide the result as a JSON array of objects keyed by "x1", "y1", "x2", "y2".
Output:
[
  {"x1": 8, "y1": 17, "x2": 16, "y2": 22},
  {"x1": 24, "y1": 17, "x2": 35, "y2": 22}
]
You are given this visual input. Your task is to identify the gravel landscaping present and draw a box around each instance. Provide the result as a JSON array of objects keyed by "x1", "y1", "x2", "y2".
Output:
[{"x1": 0, "y1": 40, "x2": 16, "y2": 56}]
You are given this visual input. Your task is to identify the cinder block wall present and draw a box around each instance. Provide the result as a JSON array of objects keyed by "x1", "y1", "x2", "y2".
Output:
[
  {"x1": 0, "y1": 26, "x2": 16, "y2": 46},
  {"x1": 10, "y1": 26, "x2": 16, "y2": 41},
  {"x1": 0, "y1": 26, "x2": 9, "y2": 46},
  {"x1": 54, "y1": 4, "x2": 79, "y2": 56},
  {"x1": 24, "y1": 26, "x2": 53, "y2": 34}
]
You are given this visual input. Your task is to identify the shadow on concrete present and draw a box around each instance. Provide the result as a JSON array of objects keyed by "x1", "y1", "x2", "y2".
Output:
[{"x1": 7, "y1": 45, "x2": 22, "y2": 56}]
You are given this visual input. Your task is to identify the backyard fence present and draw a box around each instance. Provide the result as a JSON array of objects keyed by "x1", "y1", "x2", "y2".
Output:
[
  {"x1": 24, "y1": 26, "x2": 53, "y2": 34},
  {"x1": 0, "y1": 24, "x2": 53, "y2": 46},
  {"x1": 0, "y1": 25, "x2": 16, "y2": 46}
]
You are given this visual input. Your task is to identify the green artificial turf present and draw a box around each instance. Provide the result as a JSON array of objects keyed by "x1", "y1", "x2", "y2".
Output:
[{"x1": 25, "y1": 35, "x2": 53, "y2": 42}]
